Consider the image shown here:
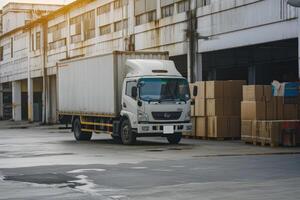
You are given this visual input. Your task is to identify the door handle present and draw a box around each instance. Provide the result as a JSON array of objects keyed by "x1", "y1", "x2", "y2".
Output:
[{"x1": 123, "y1": 102, "x2": 127, "y2": 108}]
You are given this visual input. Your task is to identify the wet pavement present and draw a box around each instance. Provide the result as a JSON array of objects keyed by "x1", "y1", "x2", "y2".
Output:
[{"x1": 0, "y1": 123, "x2": 300, "y2": 199}]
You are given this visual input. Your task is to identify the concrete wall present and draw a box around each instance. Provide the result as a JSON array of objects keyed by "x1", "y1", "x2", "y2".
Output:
[
  {"x1": 0, "y1": 0, "x2": 298, "y2": 122},
  {"x1": 1, "y1": 3, "x2": 63, "y2": 34}
]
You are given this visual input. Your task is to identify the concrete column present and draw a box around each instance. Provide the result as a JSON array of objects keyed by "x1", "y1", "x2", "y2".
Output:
[
  {"x1": 27, "y1": 78, "x2": 33, "y2": 122},
  {"x1": 46, "y1": 76, "x2": 57, "y2": 124},
  {"x1": 0, "y1": 83, "x2": 3, "y2": 119},
  {"x1": 127, "y1": 0, "x2": 135, "y2": 36},
  {"x1": 298, "y1": 8, "x2": 300, "y2": 80},
  {"x1": 156, "y1": 0, "x2": 161, "y2": 19},
  {"x1": 248, "y1": 66, "x2": 256, "y2": 85},
  {"x1": 12, "y1": 81, "x2": 22, "y2": 121},
  {"x1": 45, "y1": 76, "x2": 51, "y2": 124},
  {"x1": 195, "y1": 53, "x2": 203, "y2": 81}
]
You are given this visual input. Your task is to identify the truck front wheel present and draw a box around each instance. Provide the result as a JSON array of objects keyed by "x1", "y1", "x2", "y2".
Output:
[
  {"x1": 73, "y1": 118, "x2": 92, "y2": 141},
  {"x1": 167, "y1": 133, "x2": 182, "y2": 144},
  {"x1": 120, "y1": 119, "x2": 136, "y2": 145}
]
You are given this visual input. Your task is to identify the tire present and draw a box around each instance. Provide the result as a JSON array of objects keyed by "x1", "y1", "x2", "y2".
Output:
[
  {"x1": 111, "y1": 135, "x2": 122, "y2": 144},
  {"x1": 120, "y1": 119, "x2": 136, "y2": 145},
  {"x1": 73, "y1": 118, "x2": 92, "y2": 141},
  {"x1": 167, "y1": 133, "x2": 182, "y2": 144}
]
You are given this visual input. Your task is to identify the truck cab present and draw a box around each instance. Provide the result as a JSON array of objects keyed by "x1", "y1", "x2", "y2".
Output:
[{"x1": 117, "y1": 59, "x2": 192, "y2": 144}]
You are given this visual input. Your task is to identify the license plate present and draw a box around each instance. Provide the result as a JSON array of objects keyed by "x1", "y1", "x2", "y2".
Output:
[{"x1": 163, "y1": 126, "x2": 174, "y2": 134}]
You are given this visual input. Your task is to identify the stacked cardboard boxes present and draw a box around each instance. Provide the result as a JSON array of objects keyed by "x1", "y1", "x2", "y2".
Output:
[
  {"x1": 241, "y1": 85, "x2": 300, "y2": 146},
  {"x1": 188, "y1": 80, "x2": 246, "y2": 139}
]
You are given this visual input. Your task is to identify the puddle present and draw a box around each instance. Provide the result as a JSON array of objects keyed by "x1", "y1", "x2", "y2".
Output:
[
  {"x1": 145, "y1": 149, "x2": 165, "y2": 152},
  {"x1": 167, "y1": 147, "x2": 183, "y2": 151},
  {"x1": 4, "y1": 173, "x2": 84, "y2": 188},
  {"x1": 68, "y1": 169, "x2": 106, "y2": 173}
]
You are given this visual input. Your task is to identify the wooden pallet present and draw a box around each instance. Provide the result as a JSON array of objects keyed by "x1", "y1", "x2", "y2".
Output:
[{"x1": 244, "y1": 139, "x2": 279, "y2": 147}]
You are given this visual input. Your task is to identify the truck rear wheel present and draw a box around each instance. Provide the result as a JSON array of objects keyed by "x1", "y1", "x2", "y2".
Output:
[
  {"x1": 120, "y1": 119, "x2": 136, "y2": 145},
  {"x1": 73, "y1": 118, "x2": 92, "y2": 141},
  {"x1": 167, "y1": 133, "x2": 182, "y2": 144}
]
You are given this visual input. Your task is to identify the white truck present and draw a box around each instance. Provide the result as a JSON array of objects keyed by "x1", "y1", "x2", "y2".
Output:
[{"x1": 57, "y1": 51, "x2": 192, "y2": 145}]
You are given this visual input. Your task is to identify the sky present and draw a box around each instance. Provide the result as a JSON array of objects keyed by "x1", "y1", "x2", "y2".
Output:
[{"x1": 0, "y1": 0, "x2": 75, "y2": 9}]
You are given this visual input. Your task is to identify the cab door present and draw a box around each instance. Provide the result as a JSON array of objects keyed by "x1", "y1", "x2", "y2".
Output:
[{"x1": 121, "y1": 79, "x2": 138, "y2": 128}]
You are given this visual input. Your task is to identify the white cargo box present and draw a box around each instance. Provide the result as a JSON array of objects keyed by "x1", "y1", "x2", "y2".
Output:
[{"x1": 57, "y1": 51, "x2": 169, "y2": 116}]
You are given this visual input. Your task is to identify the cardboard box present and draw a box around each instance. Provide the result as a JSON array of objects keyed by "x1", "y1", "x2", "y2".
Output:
[
  {"x1": 283, "y1": 104, "x2": 298, "y2": 120},
  {"x1": 207, "y1": 116, "x2": 229, "y2": 138},
  {"x1": 206, "y1": 99, "x2": 224, "y2": 116},
  {"x1": 194, "y1": 81, "x2": 206, "y2": 99},
  {"x1": 189, "y1": 117, "x2": 196, "y2": 136},
  {"x1": 191, "y1": 105, "x2": 195, "y2": 117},
  {"x1": 196, "y1": 117, "x2": 207, "y2": 137},
  {"x1": 243, "y1": 85, "x2": 264, "y2": 101},
  {"x1": 223, "y1": 98, "x2": 241, "y2": 116},
  {"x1": 264, "y1": 85, "x2": 273, "y2": 102},
  {"x1": 258, "y1": 121, "x2": 282, "y2": 145},
  {"x1": 258, "y1": 121, "x2": 268, "y2": 139},
  {"x1": 241, "y1": 120, "x2": 252, "y2": 140},
  {"x1": 195, "y1": 99, "x2": 205, "y2": 116},
  {"x1": 229, "y1": 117, "x2": 241, "y2": 138},
  {"x1": 267, "y1": 121, "x2": 282, "y2": 145},
  {"x1": 266, "y1": 98, "x2": 276, "y2": 120},
  {"x1": 224, "y1": 80, "x2": 246, "y2": 99},
  {"x1": 251, "y1": 120, "x2": 260, "y2": 141},
  {"x1": 276, "y1": 96, "x2": 284, "y2": 120},
  {"x1": 241, "y1": 101, "x2": 266, "y2": 120},
  {"x1": 206, "y1": 81, "x2": 224, "y2": 99}
]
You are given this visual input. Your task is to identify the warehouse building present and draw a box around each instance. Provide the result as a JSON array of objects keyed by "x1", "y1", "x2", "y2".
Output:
[{"x1": 0, "y1": 0, "x2": 299, "y2": 123}]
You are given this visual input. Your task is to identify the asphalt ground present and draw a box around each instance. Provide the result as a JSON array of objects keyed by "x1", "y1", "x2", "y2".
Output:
[{"x1": 0, "y1": 123, "x2": 300, "y2": 200}]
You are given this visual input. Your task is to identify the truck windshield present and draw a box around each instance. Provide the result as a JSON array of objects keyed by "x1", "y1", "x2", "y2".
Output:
[{"x1": 138, "y1": 78, "x2": 190, "y2": 102}]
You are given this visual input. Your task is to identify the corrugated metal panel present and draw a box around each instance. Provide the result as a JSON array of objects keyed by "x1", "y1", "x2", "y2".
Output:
[{"x1": 134, "y1": 0, "x2": 146, "y2": 15}]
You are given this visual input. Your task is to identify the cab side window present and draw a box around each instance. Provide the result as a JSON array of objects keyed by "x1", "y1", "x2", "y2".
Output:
[{"x1": 126, "y1": 81, "x2": 137, "y2": 99}]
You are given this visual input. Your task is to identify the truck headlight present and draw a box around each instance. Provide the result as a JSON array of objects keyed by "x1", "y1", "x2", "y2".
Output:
[
  {"x1": 138, "y1": 110, "x2": 149, "y2": 121},
  {"x1": 184, "y1": 110, "x2": 191, "y2": 121}
]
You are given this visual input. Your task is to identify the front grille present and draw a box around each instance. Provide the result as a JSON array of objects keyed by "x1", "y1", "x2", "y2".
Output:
[{"x1": 152, "y1": 112, "x2": 182, "y2": 120}]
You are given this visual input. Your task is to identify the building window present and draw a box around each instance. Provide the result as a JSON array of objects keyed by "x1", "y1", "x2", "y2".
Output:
[
  {"x1": 49, "y1": 21, "x2": 67, "y2": 42},
  {"x1": 48, "y1": 38, "x2": 66, "y2": 50},
  {"x1": 36, "y1": 32, "x2": 41, "y2": 50},
  {"x1": 97, "y1": 3, "x2": 111, "y2": 15},
  {"x1": 161, "y1": 4, "x2": 174, "y2": 18},
  {"x1": 70, "y1": 15, "x2": 82, "y2": 43},
  {"x1": 99, "y1": 24, "x2": 111, "y2": 35},
  {"x1": 178, "y1": 0, "x2": 190, "y2": 13},
  {"x1": 83, "y1": 10, "x2": 95, "y2": 40},
  {"x1": 11, "y1": 38, "x2": 13, "y2": 58},
  {"x1": 136, "y1": 11, "x2": 157, "y2": 26},
  {"x1": 197, "y1": 0, "x2": 210, "y2": 7},
  {"x1": 0, "y1": 46, "x2": 3, "y2": 61},
  {"x1": 114, "y1": 20, "x2": 128, "y2": 32},
  {"x1": 114, "y1": 0, "x2": 123, "y2": 9}
]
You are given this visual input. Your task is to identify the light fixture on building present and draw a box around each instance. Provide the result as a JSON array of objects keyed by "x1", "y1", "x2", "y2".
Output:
[{"x1": 287, "y1": 0, "x2": 300, "y2": 7}]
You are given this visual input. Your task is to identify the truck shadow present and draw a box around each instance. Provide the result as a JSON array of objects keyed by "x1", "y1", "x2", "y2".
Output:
[{"x1": 61, "y1": 138, "x2": 192, "y2": 147}]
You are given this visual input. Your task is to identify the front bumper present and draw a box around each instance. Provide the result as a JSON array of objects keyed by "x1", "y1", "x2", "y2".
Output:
[{"x1": 137, "y1": 122, "x2": 192, "y2": 135}]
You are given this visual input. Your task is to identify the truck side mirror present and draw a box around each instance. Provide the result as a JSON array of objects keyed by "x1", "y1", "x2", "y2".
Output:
[
  {"x1": 193, "y1": 86, "x2": 198, "y2": 97},
  {"x1": 131, "y1": 86, "x2": 137, "y2": 99}
]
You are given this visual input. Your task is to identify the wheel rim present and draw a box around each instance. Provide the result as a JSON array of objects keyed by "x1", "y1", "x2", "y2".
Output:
[
  {"x1": 122, "y1": 125, "x2": 130, "y2": 142},
  {"x1": 75, "y1": 122, "x2": 80, "y2": 138}
]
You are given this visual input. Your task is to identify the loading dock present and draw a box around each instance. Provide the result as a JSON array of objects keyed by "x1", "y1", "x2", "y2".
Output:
[{"x1": 202, "y1": 39, "x2": 298, "y2": 84}]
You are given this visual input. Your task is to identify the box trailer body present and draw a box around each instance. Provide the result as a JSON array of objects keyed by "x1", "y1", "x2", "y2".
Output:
[
  {"x1": 57, "y1": 51, "x2": 192, "y2": 145},
  {"x1": 58, "y1": 51, "x2": 168, "y2": 116}
]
